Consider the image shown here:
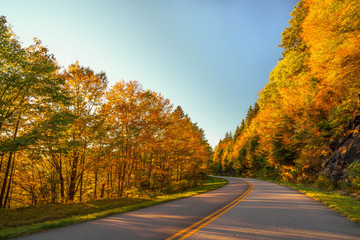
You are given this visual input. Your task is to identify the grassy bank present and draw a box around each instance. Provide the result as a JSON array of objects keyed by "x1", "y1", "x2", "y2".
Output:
[
  {"x1": 271, "y1": 181, "x2": 360, "y2": 225},
  {"x1": 0, "y1": 176, "x2": 227, "y2": 240}
]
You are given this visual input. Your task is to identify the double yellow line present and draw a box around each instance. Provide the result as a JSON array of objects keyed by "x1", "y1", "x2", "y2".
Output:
[{"x1": 166, "y1": 180, "x2": 253, "y2": 240}]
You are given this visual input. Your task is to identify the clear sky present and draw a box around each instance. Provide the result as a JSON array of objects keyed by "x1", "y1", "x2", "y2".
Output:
[{"x1": 2, "y1": 0, "x2": 298, "y2": 147}]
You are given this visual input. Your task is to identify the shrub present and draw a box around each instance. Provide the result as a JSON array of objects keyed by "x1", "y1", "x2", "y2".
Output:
[
  {"x1": 348, "y1": 162, "x2": 360, "y2": 189},
  {"x1": 316, "y1": 174, "x2": 334, "y2": 190}
]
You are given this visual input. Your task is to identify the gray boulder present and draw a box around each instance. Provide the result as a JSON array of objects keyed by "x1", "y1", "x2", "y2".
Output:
[{"x1": 322, "y1": 115, "x2": 360, "y2": 184}]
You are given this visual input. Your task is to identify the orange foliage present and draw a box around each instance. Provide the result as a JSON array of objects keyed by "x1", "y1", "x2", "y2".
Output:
[{"x1": 212, "y1": 0, "x2": 360, "y2": 182}]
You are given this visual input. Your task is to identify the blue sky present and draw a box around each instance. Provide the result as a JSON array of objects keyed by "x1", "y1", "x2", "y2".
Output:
[{"x1": 2, "y1": 0, "x2": 298, "y2": 147}]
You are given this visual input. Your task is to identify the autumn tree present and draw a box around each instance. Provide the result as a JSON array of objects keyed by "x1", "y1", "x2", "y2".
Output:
[
  {"x1": 211, "y1": 0, "x2": 360, "y2": 183},
  {"x1": 62, "y1": 62, "x2": 108, "y2": 201},
  {"x1": 0, "y1": 16, "x2": 212, "y2": 208},
  {"x1": 0, "y1": 16, "x2": 69, "y2": 208}
]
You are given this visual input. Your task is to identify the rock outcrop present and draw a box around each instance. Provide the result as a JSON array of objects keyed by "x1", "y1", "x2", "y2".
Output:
[{"x1": 322, "y1": 114, "x2": 360, "y2": 184}]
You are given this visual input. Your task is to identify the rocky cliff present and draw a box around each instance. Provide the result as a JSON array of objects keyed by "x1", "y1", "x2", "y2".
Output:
[{"x1": 322, "y1": 114, "x2": 360, "y2": 184}]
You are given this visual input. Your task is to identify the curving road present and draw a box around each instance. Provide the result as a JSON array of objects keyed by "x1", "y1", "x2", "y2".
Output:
[
  {"x1": 187, "y1": 178, "x2": 360, "y2": 240},
  {"x1": 15, "y1": 177, "x2": 249, "y2": 240},
  {"x1": 15, "y1": 177, "x2": 360, "y2": 240}
]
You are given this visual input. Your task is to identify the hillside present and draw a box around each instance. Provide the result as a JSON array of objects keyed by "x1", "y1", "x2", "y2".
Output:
[{"x1": 211, "y1": 0, "x2": 360, "y2": 190}]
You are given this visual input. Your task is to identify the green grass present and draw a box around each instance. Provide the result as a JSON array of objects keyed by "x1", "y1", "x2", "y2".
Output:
[
  {"x1": 0, "y1": 176, "x2": 228, "y2": 240},
  {"x1": 270, "y1": 181, "x2": 360, "y2": 225}
]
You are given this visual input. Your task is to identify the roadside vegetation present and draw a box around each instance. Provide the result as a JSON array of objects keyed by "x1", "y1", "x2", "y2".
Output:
[
  {"x1": 276, "y1": 181, "x2": 360, "y2": 226},
  {"x1": 0, "y1": 176, "x2": 227, "y2": 240}
]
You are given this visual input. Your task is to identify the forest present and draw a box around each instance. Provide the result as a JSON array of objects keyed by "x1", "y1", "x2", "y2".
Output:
[
  {"x1": 0, "y1": 16, "x2": 212, "y2": 209},
  {"x1": 211, "y1": 0, "x2": 360, "y2": 188}
]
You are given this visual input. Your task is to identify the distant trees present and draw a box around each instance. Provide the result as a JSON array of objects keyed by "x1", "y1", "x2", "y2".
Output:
[
  {"x1": 211, "y1": 0, "x2": 360, "y2": 183},
  {"x1": 0, "y1": 16, "x2": 211, "y2": 208}
]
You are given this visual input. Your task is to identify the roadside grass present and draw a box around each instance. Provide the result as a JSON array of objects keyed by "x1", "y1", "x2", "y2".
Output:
[
  {"x1": 0, "y1": 176, "x2": 227, "y2": 240},
  {"x1": 268, "y1": 180, "x2": 360, "y2": 225}
]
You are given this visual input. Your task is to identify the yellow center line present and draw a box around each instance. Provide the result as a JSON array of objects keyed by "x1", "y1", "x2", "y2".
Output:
[{"x1": 166, "y1": 180, "x2": 253, "y2": 240}]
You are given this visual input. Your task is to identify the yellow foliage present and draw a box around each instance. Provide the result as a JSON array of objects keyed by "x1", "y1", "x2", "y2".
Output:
[{"x1": 213, "y1": 0, "x2": 360, "y2": 182}]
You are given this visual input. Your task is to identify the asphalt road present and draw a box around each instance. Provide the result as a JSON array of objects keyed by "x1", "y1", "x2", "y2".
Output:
[
  {"x1": 187, "y1": 178, "x2": 360, "y2": 240},
  {"x1": 14, "y1": 177, "x2": 360, "y2": 240},
  {"x1": 15, "y1": 177, "x2": 249, "y2": 240}
]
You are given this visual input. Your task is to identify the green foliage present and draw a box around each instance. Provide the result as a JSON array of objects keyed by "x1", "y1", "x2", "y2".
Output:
[
  {"x1": 272, "y1": 135, "x2": 297, "y2": 166},
  {"x1": 315, "y1": 174, "x2": 335, "y2": 191},
  {"x1": 280, "y1": 0, "x2": 308, "y2": 57},
  {"x1": 348, "y1": 162, "x2": 360, "y2": 188},
  {"x1": 0, "y1": 16, "x2": 72, "y2": 209},
  {"x1": 245, "y1": 102, "x2": 259, "y2": 127},
  {"x1": 0, "y1": 16, "x2": 68, "y2": 150},
  {"x1": 233, "y1": 119, "x2": 245, "y2": 140}
]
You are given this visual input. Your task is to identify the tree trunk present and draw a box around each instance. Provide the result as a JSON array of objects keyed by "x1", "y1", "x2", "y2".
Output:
[
  {"x1": 4, "y1": 153, "x2": 16, "y2": 208},
  {"x1": 78, "y1": 147, "x2": 86, "y2": 202},
  {"x1": 94, "y1": 169, "x2": 98, "y2": 200},
  {"x1": 0, "y1": 112, "x2": 20, "y2": 208},
  {"x1": 50, "y1": 171, "x2": 56, "y2": 203},
  {"x1": 0, "y1": 152, "x2": 13, "y2": 208},
  {"x1": 59, "y1": 167, "x2": 65, "y2": 203},
  {"x1": 109, "y1": 164, "x2": 113, "y2": 198},
  {"x1": 93, "y1": 142, "x2": 102, "y2": 200},
  {"x1": 68, "y1": 153, "x2": 79, "y2": 201},
  {"x1": 118, "y1": 161, "x2": 126, "y2": 197},
  {"x1": 0, "y1": 155, "x2": 4, "y2": 173},
  {"x1": 107, "y1": 171, "x2": 110, "y2": 198},
  {"x1": 79, "y1": 171, "x2": 83, "y2": 202},
  {"x1": 100, "y1": 183, "x2": 105, "y2": 198}
]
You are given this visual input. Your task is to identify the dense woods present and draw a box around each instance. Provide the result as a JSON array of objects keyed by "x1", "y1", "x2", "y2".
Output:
[
  {"x1": 211, "y1": 0, "x2": 360, "y2": 188},
  {"x1": 0, "y1": 16, "x2": 211, "y2": 208}
]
